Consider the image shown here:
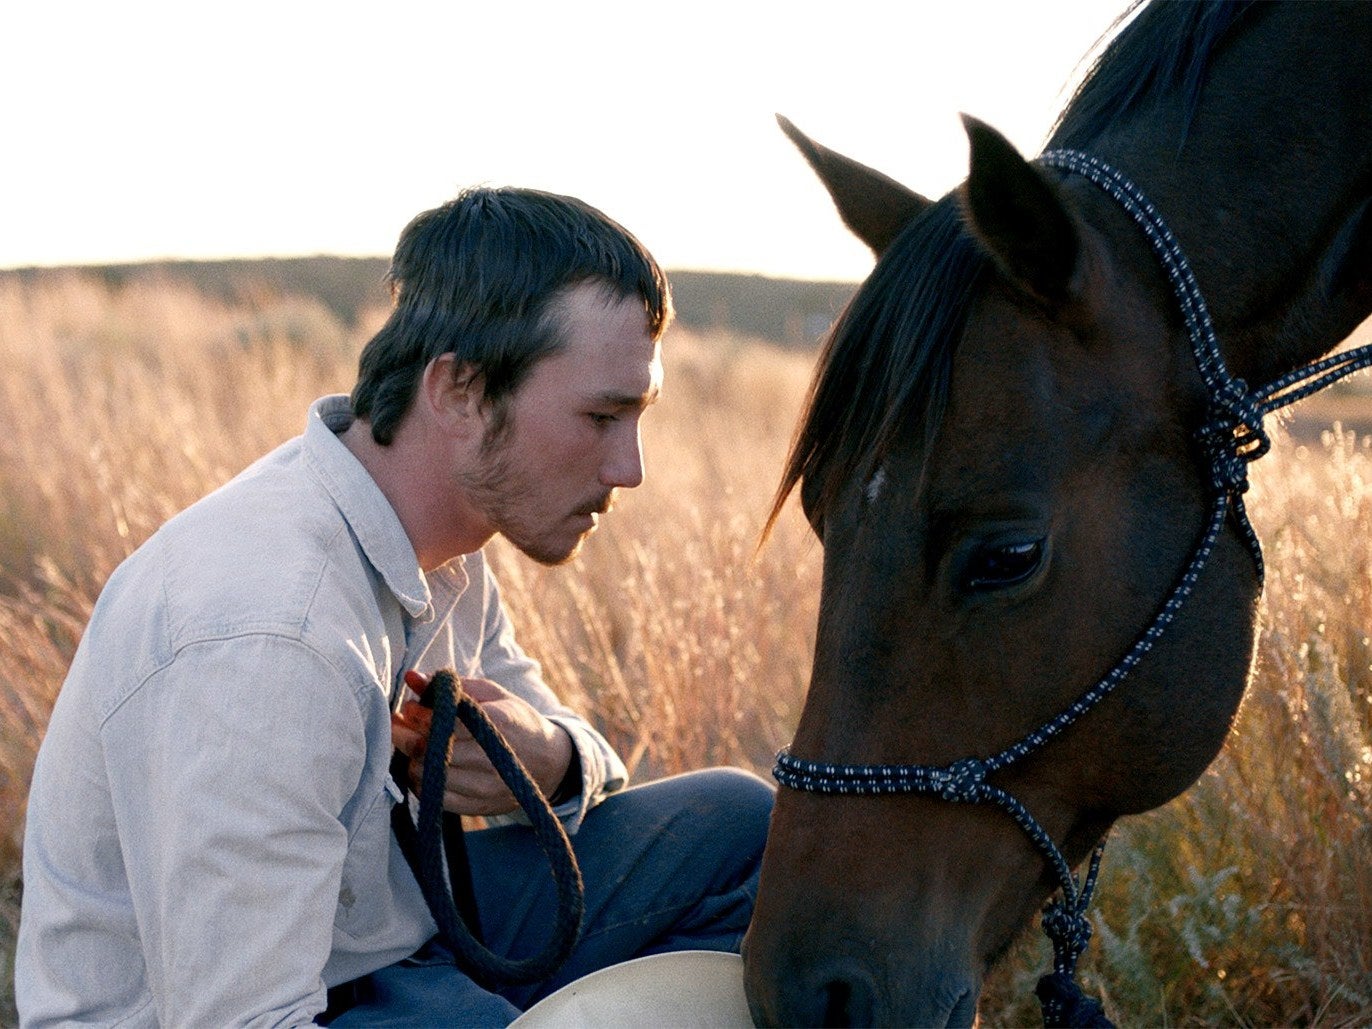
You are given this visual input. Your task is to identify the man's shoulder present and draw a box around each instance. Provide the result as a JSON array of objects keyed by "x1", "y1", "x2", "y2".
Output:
[{"x1": 113, "y1": 442, "x2": 376, "y2": 650}]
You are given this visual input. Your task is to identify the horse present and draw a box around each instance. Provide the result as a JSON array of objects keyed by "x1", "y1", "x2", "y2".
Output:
[{"x1": 742, "y1": 2, "x2": 1372, "y2": 1025}]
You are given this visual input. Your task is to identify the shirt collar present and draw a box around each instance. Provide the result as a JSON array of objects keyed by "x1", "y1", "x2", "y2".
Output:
[{"x1": 302, "y1": 395, "x2": 466, "y2": 621}]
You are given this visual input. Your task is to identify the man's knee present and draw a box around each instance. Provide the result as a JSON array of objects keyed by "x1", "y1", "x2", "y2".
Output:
[
  {"x1": 589, "y1": 766, "x2": 772, "y2": 836},
  {"x1": 641, "y1": 766, "x2": 774, "y2": 852},
  {"x1": 700, "y1": 767, "x2": 774, "y2": 861},
  {"x1": 685, "y1": 766, "x2": 774, "y2": 821}
]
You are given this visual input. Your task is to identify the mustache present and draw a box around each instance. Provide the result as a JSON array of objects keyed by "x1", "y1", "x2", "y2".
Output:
[{"x1": 573, "y1": 493, "x2": 615, "y2": 517}]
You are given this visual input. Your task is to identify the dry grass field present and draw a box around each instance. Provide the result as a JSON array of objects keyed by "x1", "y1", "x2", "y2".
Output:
[{"x1": 1, "y1": 274, "x2": 1369, "y2": 1025}]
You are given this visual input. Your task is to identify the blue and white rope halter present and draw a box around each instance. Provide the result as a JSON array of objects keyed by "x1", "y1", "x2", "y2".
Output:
[{"x1": 774, "y1": 149, "x2": 1372, "y2": 1028}]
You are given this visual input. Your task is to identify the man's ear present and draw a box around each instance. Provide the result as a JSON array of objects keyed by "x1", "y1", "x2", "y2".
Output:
[{"x1": 421, "y1": 355, "x2": 486, "y2": 438}]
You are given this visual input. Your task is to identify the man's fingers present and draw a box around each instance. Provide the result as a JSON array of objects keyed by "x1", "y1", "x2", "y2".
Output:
[
  {"x1": 394, "y1": 702, "x2": 433, "y2": 734},
  {"x1": 392, "y1": 673, "x2": 523, "y2": 817},
  {"x1": 459, "y1": 676, "x2": 512, "y2": 703},
  {"x1": 391, "y1": 720, "x2": 427, "y2": 759},
  {"x1": 441, "y1": 765, "x2": 519, "y2": 815},
  {"x1": 391, "y1": 734, "x2": 521, "y2": 817},
  {"x1": 404, "y1": 671, "x2": 508, "y2": 709}
]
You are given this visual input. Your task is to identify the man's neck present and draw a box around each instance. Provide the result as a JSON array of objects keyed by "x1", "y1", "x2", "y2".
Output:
[{"x1": 338, "y1": 417, "x2": 493, "y2": 571}]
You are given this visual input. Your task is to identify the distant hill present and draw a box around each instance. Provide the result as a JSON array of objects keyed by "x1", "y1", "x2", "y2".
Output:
[
  {"x1": 1, "y1": 256, "x2": 393, "y2": 331},
  {"x1": 665, "y1": 270, "x2": 856, "y2": 347},
  {"x1": 6, "y1": 256, "x2": 1371, "y2": 441},
  {"x1": 0, "y1": 257, "x2": 857, "y2": 349}
]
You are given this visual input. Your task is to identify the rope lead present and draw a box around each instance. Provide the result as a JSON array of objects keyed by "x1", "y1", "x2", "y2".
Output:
[{"x1": 401, "y1": 669, "x2": 585, "y2": 990}]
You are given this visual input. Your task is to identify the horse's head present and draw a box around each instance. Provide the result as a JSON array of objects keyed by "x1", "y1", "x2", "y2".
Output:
[{"x1": 743, "y1": 116, "x2": 1262, "y2": 1027}]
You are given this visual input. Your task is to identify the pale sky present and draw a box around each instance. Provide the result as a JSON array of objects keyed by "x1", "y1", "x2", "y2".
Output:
[{"x1": 2, "y1": 0, "x2": 1129, "y2": 282}]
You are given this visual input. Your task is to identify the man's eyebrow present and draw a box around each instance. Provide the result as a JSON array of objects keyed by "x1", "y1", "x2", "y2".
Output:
[{"x1": 589, "y1": 385, "x2": 661, "y2": 409}]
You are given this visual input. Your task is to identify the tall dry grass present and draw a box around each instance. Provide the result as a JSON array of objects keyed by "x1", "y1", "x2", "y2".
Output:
[
  {"x1": 0, "y1": 274, "x2": 820, "y2": 1024},
  {"x1": 1, "y1": 274, "x2": 1369, "y2": 1026}
]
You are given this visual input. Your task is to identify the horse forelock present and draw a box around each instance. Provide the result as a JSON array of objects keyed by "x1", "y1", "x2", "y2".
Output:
[{"x1": 768, "y1": 197, "x2": 988, "y2": 533}]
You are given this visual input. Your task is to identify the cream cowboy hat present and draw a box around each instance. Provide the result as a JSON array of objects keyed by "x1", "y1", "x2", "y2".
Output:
[{"x1": 511, "y1": 950, "x2": 752, "y2": 1028}]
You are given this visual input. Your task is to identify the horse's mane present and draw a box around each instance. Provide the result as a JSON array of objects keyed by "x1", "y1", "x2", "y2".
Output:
[
  {"x1": 766, "y1": 198, "x2": 984, "y2": 533},
  {"x1": 1049, "y1": 0, "x2": 1257, "y2": 149},
  {"x1": 767, "y1": 0, "x2": 1257, "y2": 534}
]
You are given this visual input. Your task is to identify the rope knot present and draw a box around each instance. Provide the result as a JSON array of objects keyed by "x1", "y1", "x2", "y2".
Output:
[
  {"x1": 1036, "y1": 971, "x2": 1113, "y2": 1029},
  {"x1": 1041, "y1": 899, "x2": 1093, "y2": 972},
  {"x1": 936, "y1": 757, "x2": 988, "y2": 803},
  {"x1": 1036, "y1": 842, "x2": 1113, "y2": 1026},
  {"x1": 1195, "y1": 375, "x2": 1269, "y2": 496}
]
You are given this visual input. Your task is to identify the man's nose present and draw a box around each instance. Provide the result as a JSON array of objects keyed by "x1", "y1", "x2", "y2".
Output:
[{"x1": 601, "y1": 423, "x2": 645, "y2": 489}]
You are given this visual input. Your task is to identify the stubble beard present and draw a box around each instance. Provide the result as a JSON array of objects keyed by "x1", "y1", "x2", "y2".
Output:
[{"x1": 461, "y1": 429, "x2": 587, "y2": 568}]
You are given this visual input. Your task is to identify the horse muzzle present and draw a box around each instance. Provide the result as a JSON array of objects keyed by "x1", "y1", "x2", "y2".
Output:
[{"x1": 742, "y1": 924, "x2": 981, "y2": 1028}]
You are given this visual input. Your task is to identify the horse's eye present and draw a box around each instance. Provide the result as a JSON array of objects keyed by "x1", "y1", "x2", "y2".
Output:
[{"x1": 962, "y1": 539, "x2": 1046, "y2": 592}]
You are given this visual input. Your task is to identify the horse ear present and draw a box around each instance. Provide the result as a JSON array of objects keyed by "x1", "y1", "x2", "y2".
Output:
[
  {"x1": 960, "y1": 115, "x2": 1081, "y2": 306},
  {"x1": 777, "y1": 114, "x2": 932, "y2": 256}
]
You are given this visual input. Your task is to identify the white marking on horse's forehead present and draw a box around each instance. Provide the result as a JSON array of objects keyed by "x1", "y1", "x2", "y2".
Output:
[{"x1": 864, "y1": 464, "x2": 887, "y2": 504}]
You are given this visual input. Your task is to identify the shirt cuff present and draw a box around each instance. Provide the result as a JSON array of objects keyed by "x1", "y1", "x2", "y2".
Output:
[{"x1": 544, "y1": 716, "x2": 628, "y2": 834}]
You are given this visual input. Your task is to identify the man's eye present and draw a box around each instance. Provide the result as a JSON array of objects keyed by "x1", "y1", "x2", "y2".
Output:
[{"x1": 588, "y1": 413, "x2": 616, "y2": 427}]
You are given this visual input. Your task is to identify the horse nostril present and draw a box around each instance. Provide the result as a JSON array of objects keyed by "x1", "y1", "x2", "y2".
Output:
[
  {"x1": 819, "y1": 969, "x2": 875, "y2": 1027},
  {"x1": 948, "y1": 986, "x2": 979, "y2": 1028},
  {"x1": 820, "y1": 979, "x2": 849, "y2": 1027}
]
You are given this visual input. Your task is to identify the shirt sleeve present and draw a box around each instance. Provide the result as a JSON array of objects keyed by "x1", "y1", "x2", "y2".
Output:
[
  {"x1": 470, "y1": 559, "x2": 629, "y2": 833},
  {"x1": 100, "y1": 634, "x2": 369, "y2": 1028}
]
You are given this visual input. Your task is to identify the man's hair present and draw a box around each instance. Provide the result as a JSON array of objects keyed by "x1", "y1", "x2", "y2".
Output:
[{"x1": 351, "y1": 186, "x2": 673, "y2": 445}]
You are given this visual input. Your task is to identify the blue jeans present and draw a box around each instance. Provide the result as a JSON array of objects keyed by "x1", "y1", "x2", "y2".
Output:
[{"x1": 330, "y1": 767, "x2": 774, "y2": 1027}]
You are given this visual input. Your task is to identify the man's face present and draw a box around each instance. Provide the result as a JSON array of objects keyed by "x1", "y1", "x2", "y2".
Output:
[{"x1": 462, "y1": 280, "x2": 662, "y2": 565}]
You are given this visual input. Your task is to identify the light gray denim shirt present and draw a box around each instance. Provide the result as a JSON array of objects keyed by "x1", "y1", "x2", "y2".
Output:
[{"x1": 17, "y1": 395, "x2": 629, "y2": 1028}]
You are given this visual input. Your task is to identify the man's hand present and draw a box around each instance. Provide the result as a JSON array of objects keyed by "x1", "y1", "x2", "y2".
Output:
[{"x1": 391, "y1": 670, "x2": 575, "y2": 816}]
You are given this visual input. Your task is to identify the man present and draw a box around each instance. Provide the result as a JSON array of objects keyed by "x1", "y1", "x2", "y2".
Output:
[{"x1": 17, "y1": 187, "x2": 774, "y2": 1026}]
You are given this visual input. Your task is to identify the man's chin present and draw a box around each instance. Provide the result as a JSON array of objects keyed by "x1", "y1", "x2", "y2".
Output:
[{"x1": 509, "y1": 533, "x2": 586, "y2": 567}]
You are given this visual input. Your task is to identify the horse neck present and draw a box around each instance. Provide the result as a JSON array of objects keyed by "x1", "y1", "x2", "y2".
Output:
[{"x1": 1091, "y1": 2, "x2": 1372, "y2": 385}]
